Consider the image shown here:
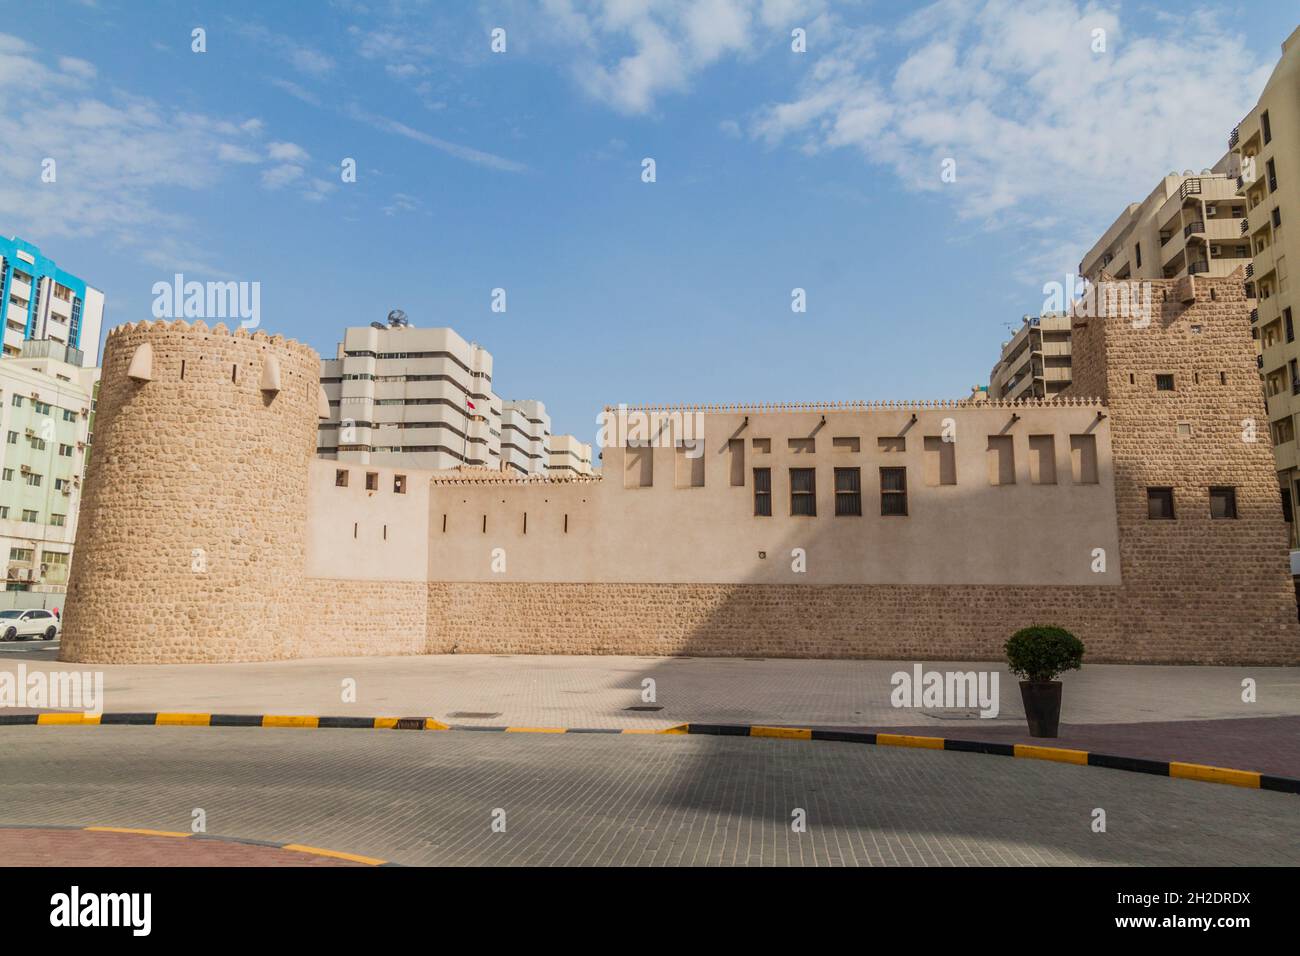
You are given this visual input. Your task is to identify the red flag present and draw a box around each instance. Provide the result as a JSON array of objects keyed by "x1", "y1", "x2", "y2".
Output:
[{"x1": 467, "y1": 398, "x2": 476, "y2": 410}]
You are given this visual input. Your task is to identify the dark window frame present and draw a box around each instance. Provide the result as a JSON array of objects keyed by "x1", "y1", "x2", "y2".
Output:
[
  {"x1": 1147, "y1": 486, "x2": 1175, "y2": 520},
  {"x1": 834, "y1": 467, "x2": 862, "y2": 516},
  {"x1": 1209, "y1": 486, "x2": 1238, "y2": 519},
  {"x1": 880, "y1": 467, "x2": 908, "y2": 516},
  {"x1": 789, "y1": 467, "x2": 817, "y2": 516},
  {"x1": 753, "y1": 467, "x2": 772, "y2": 517}
]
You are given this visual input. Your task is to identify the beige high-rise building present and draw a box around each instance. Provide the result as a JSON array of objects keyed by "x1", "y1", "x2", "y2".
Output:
[
  {"x1": 1231, "y1": 25, "x2": 1300, "y2": 542},
  {"x1": 317, "y1": 315, "x2": 504, "y2": 471},
  {"x1": 548, "y1": 433, "x2": 593, "y2": 476},
  {"x1": 988, "y1": 314, "x2": 1072, "y2": 401},
  {"x1": 500, "y1": 399, "x2": 550, "y2": 475},
  {"x1": 1079, "y1": 156, "x2": 1251, "y2": 284}
]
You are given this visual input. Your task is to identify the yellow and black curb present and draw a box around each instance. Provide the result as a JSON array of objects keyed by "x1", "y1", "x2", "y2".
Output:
[
  {"x1": 0, "y1": 822, "x2": 398, "y2": 866},
  {"x1": 3, "y1": 712, "x2": 1296, "y2": 795}
]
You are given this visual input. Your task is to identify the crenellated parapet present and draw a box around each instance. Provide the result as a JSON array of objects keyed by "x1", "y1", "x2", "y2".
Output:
[{"x1": 604, "y1": 396, "x2": 1107, "y2": 415}]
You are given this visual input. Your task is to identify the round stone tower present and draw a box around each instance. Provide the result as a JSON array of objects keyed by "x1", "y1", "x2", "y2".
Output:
[{"x1": 60, "y1": 320, "x2": 322, "y2": 663}]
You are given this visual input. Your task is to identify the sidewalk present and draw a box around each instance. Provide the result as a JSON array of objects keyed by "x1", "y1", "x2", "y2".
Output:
[{"x1": 5, "y1": 652, "x2": 1298, "y2": 774}]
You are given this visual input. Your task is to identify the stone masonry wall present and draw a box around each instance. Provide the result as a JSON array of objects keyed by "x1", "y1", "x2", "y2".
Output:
[
  {"x1": 59, "y1": 278, "x2": 1300, "y2": 666},
  {"x1": 61, "y1": 321, "x2": 322, "y2": 664},
  {"x1": 1067, "y1": 272, "x2": 1299, "y2": 662}
]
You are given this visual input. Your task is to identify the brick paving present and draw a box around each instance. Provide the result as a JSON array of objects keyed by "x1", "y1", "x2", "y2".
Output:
[
  {"x1": 5, "y1": 650, "x2": 1297, "y2": 777},
  {"x1": 0, "y1": 828, "x2": 361, "y2": 866},
  {"x1": 1, "y1": 727, "x2": 1296, "y2": 866},
  {"x1": 862, "y1": 716, "x2": 1300, "y2": 779},
  {"x1": 4, "y1": 650, "x2": 1296, "y2": 728}
]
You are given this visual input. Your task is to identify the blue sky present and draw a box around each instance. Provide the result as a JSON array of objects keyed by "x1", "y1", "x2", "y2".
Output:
[{"x1": 1, "y1": 1, "x2": 1297, "y2": 443}]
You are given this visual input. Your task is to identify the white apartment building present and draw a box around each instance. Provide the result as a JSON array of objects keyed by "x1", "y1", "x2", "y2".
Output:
[
  {"x1": 318, "y1": 317, "x2": 504, "y2": 471},
  {"x1": 1, "y1": 236, "x2": 104, "y2": 368},
  {"x1": 500, "y1": 399, "x2": 551, "y2": 475},
  {"x1": 1079, "y1": 155, "x2": 1252, "y2": 283},
  {"x1": 1229, "y1": 25, "x2": 1300, "y2": 540},
  {"x1": 548, "y1": 434, "x2": 594, "y2": 476},
  {"x1": 988, "y1": 313, "x2": 1073, "y2": 401},
  {"x1": 0, "y1": 340, "x2": 98, "y2": 595}
]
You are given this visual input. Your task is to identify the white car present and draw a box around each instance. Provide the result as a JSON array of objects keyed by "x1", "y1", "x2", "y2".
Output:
[{"x1": 0, "y1": 609, "x2": 60, "y2": 642}]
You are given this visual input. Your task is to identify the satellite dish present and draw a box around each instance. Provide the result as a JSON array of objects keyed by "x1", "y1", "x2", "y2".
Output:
[{"x1": 387, "y1": 309, "x2": 409, "y2": 328}]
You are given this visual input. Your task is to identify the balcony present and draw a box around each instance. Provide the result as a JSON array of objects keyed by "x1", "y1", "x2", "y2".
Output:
[
  {"x1": 1229, "y1": 125, "x2": 1240, "y2": 148},
  {"x1": 19, "y1": 338, "x2": 84, "y2": 366},
  {"x1": 1183, "y1": 220, "x2": 1205, "y2": 238},
  {"x1": 1178, "y1": 178, "x2": 1202, "y2": 200},
  {"x1": 1188, "y1": 261, "x2": 1210, "y2": 275},
  {"x1": 1241, "y1": 218, "x2": 1250, "y2": 236},
  {"x1": 1252, "y1": 308, "x2": 1259, "y2": 323},
  {"x1": 1246, "y1": 263, "x2": 1255, "y2": 279}
]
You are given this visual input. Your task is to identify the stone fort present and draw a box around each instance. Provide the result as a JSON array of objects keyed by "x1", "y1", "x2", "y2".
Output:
[{"x1": 60, "y1": 272, "x2": 1300, "y2": 665}]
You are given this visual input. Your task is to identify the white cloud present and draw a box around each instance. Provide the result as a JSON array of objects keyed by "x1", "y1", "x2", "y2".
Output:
[
  {"x1": 218, "y1": 143, "x2": 262, "y2": 164},
  {"x1": 234, "y1": 22, "x2": 335, "y2": 77},
  {"x1": 260, "y1": 164, "x2": 305, "y2": 189},
  {"x1": 749, "y1": 0, "x2": 1273, "y2": 280},
  {"x1": 343, "y1": 104, "x2": 528, "y2": 173},
  {"x1": 531, "y1": 0, "x2": 827, "y2": 115},
  {"x1": 382, "y1": 192, "x2": 421, "y2": 216},
  {"x1": 56, "y1": 56, "x2": 96, "y2": 80},
  {"x1": 267, "y1": 141, "x2": 310, "y2": 163},
  {"x1": 0, "y1": 31, "x2": 338, "y2": 269},
  {"x1": 267, "y1": 76, "x2": 322, "y2": 107}
]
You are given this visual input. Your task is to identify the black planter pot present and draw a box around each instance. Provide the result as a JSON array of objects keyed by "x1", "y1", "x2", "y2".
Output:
[{"x1": 1019, "y1": 680, "x2": 1063, "y2": 738}]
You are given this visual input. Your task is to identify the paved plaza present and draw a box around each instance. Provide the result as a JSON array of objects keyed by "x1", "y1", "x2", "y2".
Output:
[
  {"x1": 2, "y1": 727, "x2": 1296, "y2": 867},
  {"x1": 4, "y1": 645, "x2": 1299, "y2": 774},
  {"x1": 4, "y1": 646, "x2": 1297, "y2": 866}
]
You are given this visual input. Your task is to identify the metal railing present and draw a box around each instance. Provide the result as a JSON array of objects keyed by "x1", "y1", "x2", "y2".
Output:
[
  {"x1": 1184, "y1": 220, "x2": 1205, "y2": 238},
  {"x1": 1179, "y1": 178, "x2": 1202, "y2": 200}
]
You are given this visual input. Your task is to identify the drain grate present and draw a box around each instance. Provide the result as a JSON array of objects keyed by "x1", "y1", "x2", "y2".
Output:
[
  {"x1": 446, "y1": 711, "x2": 502, "y2": 719},
  {"x1": 394, "y1": 718, "x2": 425, "y2": 730},
  {"x1": 624, "y1": 705, "x2": 663, "y2": 712}
]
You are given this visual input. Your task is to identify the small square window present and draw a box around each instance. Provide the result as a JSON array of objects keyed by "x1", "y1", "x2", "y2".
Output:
[
  {"x1": 1156, "y1": 374, "x2": 1174, "y2": 391},
  {"x1": 365, "y1": 472, "x2": 379, "y2": 491},
  {"x1": 335, "y1": 469, "x2": 349, "y2": 487},
  {"x1": 1147, "y1": 487, "x2": 1175, "y2": 519},
  {"x1": 1209, "y1": 487, "x2": 1237, "y2": 519}
]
